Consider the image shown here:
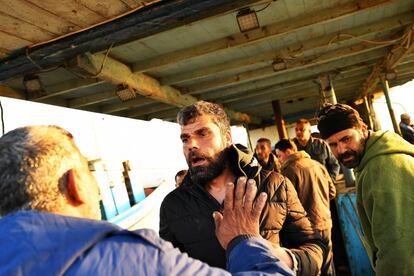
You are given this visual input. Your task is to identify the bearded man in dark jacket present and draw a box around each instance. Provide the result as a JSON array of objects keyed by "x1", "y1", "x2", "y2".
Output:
[
  {"x1": 254, "y1": 137, "x2": 280, "y2": 172},
  {"x1": 160, "y1": 101, "x2": 327, "y2": 275}
]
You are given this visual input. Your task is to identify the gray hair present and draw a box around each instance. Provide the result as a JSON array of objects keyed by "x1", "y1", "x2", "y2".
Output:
[
  {"x1": 0, "y1": 125, "x2": 83, "y2": 216},
  {"x1": 177, "y1": 101, "x2": 230, "y2": 136}
]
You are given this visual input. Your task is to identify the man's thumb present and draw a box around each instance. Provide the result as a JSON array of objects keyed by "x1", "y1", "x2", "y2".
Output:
[{"x1": 213, "y1": 211, "x2": 223, "y2": 229}]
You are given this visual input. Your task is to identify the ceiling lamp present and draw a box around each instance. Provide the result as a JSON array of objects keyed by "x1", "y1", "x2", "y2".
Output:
[
  {"x1": 236, "y1": 8, "x2": 260, "y2": 32},
  {"x1": 23, "y1": 74, "x2": 44, "y2": 99},
  {"x1": 116, "y1": 85, "x2": 136, "y2": 102}
]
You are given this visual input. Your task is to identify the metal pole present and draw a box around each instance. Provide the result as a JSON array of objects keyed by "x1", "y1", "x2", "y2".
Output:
[
  {"x1": 381, "y1": 79, "x2": 402, "y2": 135},
  {"x1": 319, "y1": 75, "x2": 355, "y2": 186},
  {"x1": 363, "y1": 96, "x2": 374, "y2": 130},
  {"x1": 244, "y1": 123, "x2": 254, "y2": 151},
  {"x1": 319, "y1": 75, "x2": 337, "y2": 104}
]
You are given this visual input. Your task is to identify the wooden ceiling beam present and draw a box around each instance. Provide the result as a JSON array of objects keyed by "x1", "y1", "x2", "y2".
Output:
[
  {"x1": 225, "y1": 75, "x2": 369, "y2": 111},
  {"x1": 75, "y1": 53, "x2": 260, "y2": 124},
  {"x1": 101, "y1": 97, "x2": 155, "y2": 114},
  {"x1": 188, "y1": 43, "x2": 389, "y2": 94},
  {"x1": 132, "y1": 0, "x2": 394, "y2": 73},
  {"x1": 200, "y1": 59, "x2": 380, "y2": 102},
  {"x1": 161, "y1": 11, "x2": 414, "y2": 86},
  {"x1": 0, "y1": 85, "x2": 24, "y2": 99},
  {"x1": 361, "y1": 24, "x2": 414, "y2": 96},
  {"x1": 215, "y1": 65, "x2": 373, "y2": 104},
  {"x1": 68, "y1": 90, "x2": 117, "y2": 108},
  {"x1": 0, "y1": 0, "x2": 264, "y2": 81},
  {"x1": 127, "y1": 103, "x2": 172, "y2": 118},
  {"x1": 34, "y1": 78, "x2": 104, "y2": 101}
]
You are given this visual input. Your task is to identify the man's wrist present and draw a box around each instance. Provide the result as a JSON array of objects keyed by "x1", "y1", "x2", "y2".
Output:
[
  {"x1": 284, "y1": 248, "x2": 298, "y2": 273},
  {"x1": 226, "y1": 235, "x2": 256, "y2": 256}
]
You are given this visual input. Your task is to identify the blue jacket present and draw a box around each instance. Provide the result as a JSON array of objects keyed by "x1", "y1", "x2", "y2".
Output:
[{"x1": 0, "y1": 211, "x2": 293, "y2": 275}]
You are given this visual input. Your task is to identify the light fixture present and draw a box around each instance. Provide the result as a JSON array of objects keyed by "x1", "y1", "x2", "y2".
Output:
[
  {"x1": 236, "y1": 8, "x2": 260, "y2": 32},
  {"x1": 23, "y1": 74, "x2": 44, "y2": 99},
  {"x1": 272, "y1": 59, "x2": 287, "y2": 71},
  {"x1": 116, "y1": 85, "x2": 136, "y2": 101},
  {"x1": 385, "y1": 71, "x2": 397, "y2": 80}
]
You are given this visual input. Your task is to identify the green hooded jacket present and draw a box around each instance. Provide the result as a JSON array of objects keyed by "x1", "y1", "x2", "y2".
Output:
[{"x1": 354, "y1": 131, "x2": 414, "y2": 276}]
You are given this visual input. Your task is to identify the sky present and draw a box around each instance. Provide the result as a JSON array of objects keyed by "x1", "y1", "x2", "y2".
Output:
[{"x1": 373, "y1": 79, "x2": 414, "y2": 131}]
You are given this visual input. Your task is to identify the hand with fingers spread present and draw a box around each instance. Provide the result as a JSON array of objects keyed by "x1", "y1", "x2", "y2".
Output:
[{"x1": 213, "y1": 177, "x2": 267, "y2": 250}]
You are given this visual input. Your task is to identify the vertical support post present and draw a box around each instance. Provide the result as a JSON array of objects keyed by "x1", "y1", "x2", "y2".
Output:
[
  {"x1": 367, "y1": 95, "x2": 381, "y2": 131},
  {"x1": 319, "y1": 75, "x2": 337, "y2": 104},
  {"x1": 272, "y1": 100, "x2": 288, "y2": 139},
  {"x1": 381, "y1": 79, "x2": 402, "y2": 135},
  {"x1": 244, "y1": 123, "x2": 254, "y2": 151},
  {"x1": 382, "y1": 79, "x2": 401, "y2": 136},
  {"x1": 363, "y1": 96, "x2": 374, "y2": 130},
  {"x1": 319, "y1": 75, "x2": 354, "y2": 186}
]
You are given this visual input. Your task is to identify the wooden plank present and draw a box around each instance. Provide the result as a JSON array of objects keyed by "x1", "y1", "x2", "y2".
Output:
[
  {"x1": 186, "y1": 43, "x2": 389, "y2": 94},
  {"x1": 25, "y1": 0, "x2": 105, "y2": 27},
  {"x1": 132, "y1": 0, "x2": 394, "y2": 72},
  {"x1": 0, "y1": 0, "x2": 264, "y2": 81},
  {"x1": 76, "y1": 53, "x2": 260, "y2": 124},
  {"x1": 34, "y1": 78, "x2": 105, "y2": 101},
  {"x1": 0, "y1": 47, "x2": 10, "y2": 59},
  {"x1": 128, "y1": 103, "x2": 171, "y2": 118},
  {"x1": 361, "y1": 24, "x2": 414, "y2": 96},
  {"x1": 119, "y1": 0, "x2": 154, "y2": 9},
  {"x1": 68, "y1": 90, "x2": 118, "y2": 108},
  {"x1": 0, "y1": 0, "x2": 78, "y2": 35},
  {"x1": 101, "y1": 97, "x2": 155, "y2": 114},
  {"x1": 199, "y1": 52, "x2": 384, "y2": 101},
  {"x1": 0, "y1": 12, "x2": 54, "y2": 42},
  {"x1": 161, "y1": 11, "x2": 414, "y2": 85},
  {"x1": 0, "y1": 85, "x2": 25, "y2": 99},
  {"x1": 76, "y1": 0, "x2": 130, "y2": 19},
  {"x1": 0, "y1": 31, "x2": 31, "y2": 51}
]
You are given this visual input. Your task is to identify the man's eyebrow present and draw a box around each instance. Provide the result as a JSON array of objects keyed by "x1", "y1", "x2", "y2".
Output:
[
  {"x1": 180, "y1": 133, "x2": 189, "y2": 139},
  {"x1": 339, "y1": 136, "x2": 350, "y2": 142},
  {"x1": 195, "y1": 127, "x2": 210, "y2": 134}
]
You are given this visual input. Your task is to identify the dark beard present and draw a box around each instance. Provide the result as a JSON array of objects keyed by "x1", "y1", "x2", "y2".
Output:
[{"x1": 189, "y1": 148, "x2": 229, "y2": 186}]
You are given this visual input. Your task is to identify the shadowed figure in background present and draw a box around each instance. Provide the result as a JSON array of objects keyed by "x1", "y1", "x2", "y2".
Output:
[
  {"x1": 254, "y1": 137, "x2": 280, "y2": 172},
  {"x1": 293, "y1": 119, "x2": 340, "y2": 182},
  {"x1": 175, "y1": 169, "x2": 188, "y2": 188},
  {"x1": 399, "y1": 113, "x2": 414, "y2": 144}
]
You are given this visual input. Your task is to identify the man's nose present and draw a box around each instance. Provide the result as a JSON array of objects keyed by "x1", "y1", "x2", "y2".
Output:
[
  {"x1": 187, "y1": 137, "x2": 199, "y2": 150},
  {"x1": 337, "y1": 142, "x2": 347, "y2": 154}
]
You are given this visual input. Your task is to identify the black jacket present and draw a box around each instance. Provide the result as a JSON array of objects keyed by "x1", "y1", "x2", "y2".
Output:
[
  {"x1": 160, "y1": 144, "x2": 326, "y2": 275},
  {"x1": 254, "y1": 152, "x2": 281, "y2": 172}
]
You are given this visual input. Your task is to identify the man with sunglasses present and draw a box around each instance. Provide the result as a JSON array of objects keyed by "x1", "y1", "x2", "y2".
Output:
[{"x1": 317, "y1": 103, "x2": 414, "y2": 276}]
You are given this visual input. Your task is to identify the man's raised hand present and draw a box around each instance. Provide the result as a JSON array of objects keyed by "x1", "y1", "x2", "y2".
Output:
[{"x1": 213, "y1": 177, "x2": 267, "y2": 249}]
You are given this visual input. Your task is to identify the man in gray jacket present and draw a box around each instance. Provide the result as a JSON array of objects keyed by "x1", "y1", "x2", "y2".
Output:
[{"x1": 293, "y1": 119, "x2": 340, "y2": 181}]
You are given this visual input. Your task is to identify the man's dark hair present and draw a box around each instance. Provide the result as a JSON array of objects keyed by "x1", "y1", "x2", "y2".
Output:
[
  {"x1": 256, "y1": 138, "x2": 271, "y2": 148},
  {"x1": 175, "y1": 169, "x2": 187, "y2": 180},
  {"x1": 177, "y1": 101, "x2": 230, "y2": 136},
  {"x1": 274, "y1": 139, "x2": 297, "y2": 153},
  {"x1": 296, "y1": 118, "x2": 310, "y2": 125},
  {"x1": 317, "y1": 103, "x2": 364, "y2": 139}
]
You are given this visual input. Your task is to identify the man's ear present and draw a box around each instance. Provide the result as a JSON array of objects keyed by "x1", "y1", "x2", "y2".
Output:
[
  {"x1": 66, "y1": 169, "x2": 85, "y2": 205},
  {"x1": 360, "y1": 123, "x2": 369, "y2": 138},
  {"x1": 225, "y1": 129, "x2": 232, "y2": 147}
]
